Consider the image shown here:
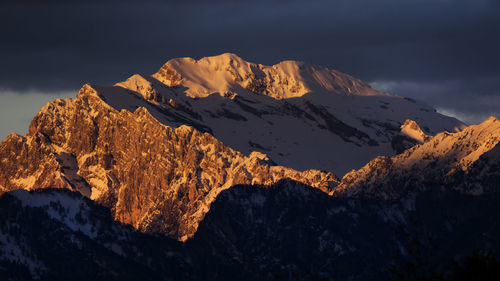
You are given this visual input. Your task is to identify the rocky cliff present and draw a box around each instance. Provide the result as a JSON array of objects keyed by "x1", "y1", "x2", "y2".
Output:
[{"x1": 0, "y1": 84, "x2": 336, "y2": 241}]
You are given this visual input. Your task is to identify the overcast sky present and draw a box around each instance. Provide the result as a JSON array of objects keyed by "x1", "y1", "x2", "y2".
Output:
[{"x1": 1, "y1": 0, "x2": 499, "y2": 139}]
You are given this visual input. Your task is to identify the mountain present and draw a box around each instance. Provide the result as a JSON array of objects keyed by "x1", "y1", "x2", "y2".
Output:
[
  {"x1": 0, "y1": 53, "x2": 462, "y2": 241},
  {"x1": 190, "y1": 179, "x2": 500, "y2": 280},
  {"x1": 2, "y1": 178, "x2": 500, "y2": 281},
  {"x1": 0, "y1": 53, "x2": 498, "y2": 280},
  {"x1": 337, "y1": 116, "x2": 500, "y2": 198},
  {"x1": 112, "y1": 53, "x2": 464, "y2": 175},
  {"x1": 0, "y1": 189, "x2": 192, "y2": 281},
  {"x1": 0, "y1": 86, "x2": 335, "y2": 241}
]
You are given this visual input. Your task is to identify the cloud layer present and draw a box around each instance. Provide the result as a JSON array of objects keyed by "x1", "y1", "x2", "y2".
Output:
[{"x1": 1, "y1": 0, "x2": 499, "y2": 124}]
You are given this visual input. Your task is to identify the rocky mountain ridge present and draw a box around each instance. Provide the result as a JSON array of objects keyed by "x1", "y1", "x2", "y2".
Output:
[
  {"x1": 0, "y1": 84, "x2": 336, "y2": 241},
  {"x1": 337, "y1": 116, "x2": 500, "y2": 198}
]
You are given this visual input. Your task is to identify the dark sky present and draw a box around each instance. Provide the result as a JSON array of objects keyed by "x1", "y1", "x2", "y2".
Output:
[{"x1": 1, "y1": 0, "x2": 499, "y2": 138}]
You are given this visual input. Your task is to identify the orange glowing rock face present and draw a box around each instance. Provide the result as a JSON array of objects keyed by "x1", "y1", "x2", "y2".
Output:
[{"x1": 0, "y1": 84, "x2": 337, "y2": 241}]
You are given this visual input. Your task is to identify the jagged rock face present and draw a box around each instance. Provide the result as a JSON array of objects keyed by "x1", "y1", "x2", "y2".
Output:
[
  {"x1": 0, "y1": 85, "x2": 336, "y2": 240},
  {"x1": 337, "y1": 117, "x2": 500, "y2": 198},
  {"x1": 0, "y1": 133, "x2": 69, "y2": 194}
]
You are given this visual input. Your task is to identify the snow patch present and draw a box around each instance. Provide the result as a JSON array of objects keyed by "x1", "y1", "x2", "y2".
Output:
[{"x1": 10, "y1": 190, "x2": 98, "y2": 239}]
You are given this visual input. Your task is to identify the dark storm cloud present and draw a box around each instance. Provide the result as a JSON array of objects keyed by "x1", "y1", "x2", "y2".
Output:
[
  {"x1": 371, "y1": 74, "x2": 500, "y2": 124},
  {"x1": 1, "y1": 0, "x2": 499, "y2": 123}
]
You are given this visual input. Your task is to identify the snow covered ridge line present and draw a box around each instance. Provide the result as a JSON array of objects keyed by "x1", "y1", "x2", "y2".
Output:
[
  {"x1": 335, "y1": 116, "x2": 500, "y2": 198},
  {"x1": 152, "y1": 52, "x2": 385, "y2": 99}
]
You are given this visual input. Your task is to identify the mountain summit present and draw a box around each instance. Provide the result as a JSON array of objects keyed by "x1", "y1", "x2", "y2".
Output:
[
  {"x1": 111, "y1": 53, "x2": 465, "y2": 175},
  {"x1": 152, "y1": 53, "x2": 381, "y2": 99}
]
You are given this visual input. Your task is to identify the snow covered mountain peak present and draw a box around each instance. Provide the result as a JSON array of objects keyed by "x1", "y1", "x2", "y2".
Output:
[
  {"x1": 152, "y1": 53, "x2": 382, "y2": 100},
  {"x1": 91, "y1": 54, "x2": 465, "y2": 175},
  {"x1": 400, "y1": 119, "x2": 430, "y2": 143}
]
